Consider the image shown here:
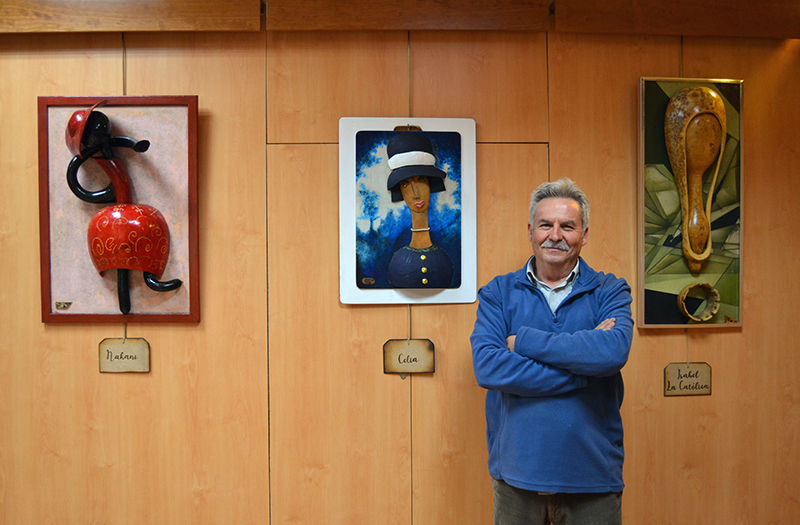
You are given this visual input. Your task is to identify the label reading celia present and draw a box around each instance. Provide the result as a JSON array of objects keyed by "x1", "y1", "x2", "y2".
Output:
[{"x1": 383, "y1": 339, "x2": 435, "y2": 375}]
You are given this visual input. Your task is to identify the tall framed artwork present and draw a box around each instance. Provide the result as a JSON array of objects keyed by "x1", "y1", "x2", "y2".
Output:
[
  {"x1": 639, "y1": 78, "x2": 742, "y2": 328},
  {"x1": 339, "y1": 117, "x2": 476, "y2": 305},
  {"x1": 38, "y1": 96, "x2": 199, "y2": 323}
]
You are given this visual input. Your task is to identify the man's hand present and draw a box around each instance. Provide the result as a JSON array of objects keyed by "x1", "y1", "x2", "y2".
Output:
[
  {"x1": 595, "y1": 318, "x2": 616, "y2": 331},
  {"x1": 506, "y1": 335, "x2": 516, "y2": 352}
]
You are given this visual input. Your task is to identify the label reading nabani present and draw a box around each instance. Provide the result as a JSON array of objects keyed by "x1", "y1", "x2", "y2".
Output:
[{"x1": 99, "y1": 338, "x2": 150, "y2": 373}]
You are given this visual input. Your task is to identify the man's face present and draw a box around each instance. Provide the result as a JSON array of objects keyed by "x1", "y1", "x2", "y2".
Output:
[{"x1": 528, "y1": 197, "x2": 588, "y2": 271}]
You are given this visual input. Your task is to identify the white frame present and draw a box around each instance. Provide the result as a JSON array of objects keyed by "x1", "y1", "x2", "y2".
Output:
[{"x1": 339, "y1": 117, "x2": 477, "y2": 304}]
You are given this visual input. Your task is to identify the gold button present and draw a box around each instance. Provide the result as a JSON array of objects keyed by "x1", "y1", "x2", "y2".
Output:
[
  {"x1": 420, "y1": 255, "x2": 427, "y2": 260},
  {"x1": 422, "y1": 278, "x2": 428, "y2": 285},
  {"x1": 421, "y1": 267, "x2": 428, "y2": 274}
]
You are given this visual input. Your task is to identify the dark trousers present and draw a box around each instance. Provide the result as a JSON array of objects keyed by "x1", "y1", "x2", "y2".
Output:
[{"x1": 493, "y1": 479, "x2": 622, "y2": 525}]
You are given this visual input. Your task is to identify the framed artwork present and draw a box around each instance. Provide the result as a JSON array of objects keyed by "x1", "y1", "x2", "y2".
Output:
[
  {"x1": 339, "y1": 117, "x2": 476, "y2": 304},
  {"x1": 639, "y1": 78, "x2": 742, "y2": 328},
  {"x1": 38, "y1": 96, "x2": 199, "y2": 323}
]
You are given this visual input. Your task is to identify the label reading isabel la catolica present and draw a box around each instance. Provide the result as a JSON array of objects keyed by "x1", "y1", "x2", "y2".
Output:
[{"x1": 664, "y1": 362, "x2": 711, "y2": 396}]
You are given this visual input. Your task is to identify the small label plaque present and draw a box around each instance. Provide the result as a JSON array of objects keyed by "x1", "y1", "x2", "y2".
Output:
[
  {"x1": 99, "y1": 338, "x2": 150, "y2": 373},
  {"x1": 383, "y1": 339, "x2": 435, "y2": 375},
  {"x1": 664, "y1": 362, "x2": 711, "y2": 396}
]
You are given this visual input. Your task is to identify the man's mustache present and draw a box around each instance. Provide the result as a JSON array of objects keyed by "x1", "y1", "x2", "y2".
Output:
[{"x1": 540, "y1": 239, "x2": 569, "y2": 251}]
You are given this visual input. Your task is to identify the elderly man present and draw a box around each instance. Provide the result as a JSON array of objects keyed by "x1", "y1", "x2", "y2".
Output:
[{"x1": 471, "y1": 178, "x2": 633, "y2": 525}]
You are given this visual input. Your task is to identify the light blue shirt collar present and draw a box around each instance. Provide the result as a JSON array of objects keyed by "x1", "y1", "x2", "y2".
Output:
[{"x1": 526, "y1": 258, "x2": 580, "y2": 313}]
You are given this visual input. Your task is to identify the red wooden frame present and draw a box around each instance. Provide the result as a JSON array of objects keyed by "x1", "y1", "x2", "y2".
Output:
[{"x1": 38, "y1": 96, "x2": 199, "y2": 323}]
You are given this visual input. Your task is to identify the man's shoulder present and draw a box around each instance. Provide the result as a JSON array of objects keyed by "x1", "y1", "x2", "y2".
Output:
[
  {"x1": 483, "y1": 262, "x2": 529, "y2": 288},
  {"x1": 577, "y1": 259, "x2": 631, "y2": 294}
]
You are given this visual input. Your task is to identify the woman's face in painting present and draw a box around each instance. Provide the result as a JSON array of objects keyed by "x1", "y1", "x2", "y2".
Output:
[{"x1": 400, "y1": 176, "x2": 431, "y2": 214}]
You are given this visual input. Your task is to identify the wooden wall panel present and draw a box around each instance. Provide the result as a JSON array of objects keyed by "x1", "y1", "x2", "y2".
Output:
[
  {"x1": 410, "y1": 31, "x2": 549, "y2": 143},
  {"x1": 0, "y1": 0, "x2": 261, "y2": 33},
  {"x1": 267, "y1": 0, "x2": 549, "y2": 31},
  {"x1": 267, "y1": 31, "x2": 410, "y2": 144},
  {"x1": 0, "y1": 32, "x2": 124, "y2": 525},
  {"x1": 556, "y1": 0, "x2": 800, "y2": 39},
  {"x1": 267, "y1": 32, "x2": 415, "y2": 521},
  {"x1": 267, "y1": 144, "x2": 412, "y2": 523},
  {"x1": 676, "y1": 37, "x2": 800, "y2": 523},
  {"x1": 411, "y1": 144, "x2": 549, "y2": 524},
  {"x1": 117, "y1": 31, "x2": 267, "y2": 524}
]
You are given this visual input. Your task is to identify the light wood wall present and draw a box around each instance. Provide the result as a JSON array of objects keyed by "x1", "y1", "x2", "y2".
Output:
[
  {"x1": 1, "y1": 26, "x2": 800, "y2": 525},
  {"x1": 0, "y1": 31, "x2": 267, "y2": 524}
]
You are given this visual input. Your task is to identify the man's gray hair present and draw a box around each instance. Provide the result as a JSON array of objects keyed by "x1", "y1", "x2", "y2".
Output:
[{"x1": 528, "y1": 178, "x2": 590, "y2": 233}]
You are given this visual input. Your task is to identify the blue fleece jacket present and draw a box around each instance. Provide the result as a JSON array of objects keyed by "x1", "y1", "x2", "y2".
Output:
[{"x1": 471, "y1": 257, "x2": 633, "y2": 493}]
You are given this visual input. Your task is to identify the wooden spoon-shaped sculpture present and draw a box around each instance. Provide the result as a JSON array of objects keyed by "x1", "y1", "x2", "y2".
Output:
[{"x1": 664, "y1": 86, "x2": 726, "y2": 274}]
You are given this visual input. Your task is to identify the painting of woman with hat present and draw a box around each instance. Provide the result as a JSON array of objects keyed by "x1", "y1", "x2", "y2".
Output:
[
  {"x1": 385, "y1": 132, "x2": 454, "y2": 288},
  {"x1": 353, "y1": 129, "x2": 461, "y2": 291}
]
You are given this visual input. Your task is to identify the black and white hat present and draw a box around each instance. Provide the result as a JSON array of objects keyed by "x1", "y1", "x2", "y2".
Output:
[{"x1": 386, "y1": 132, "x2": 447, "y2": 201}]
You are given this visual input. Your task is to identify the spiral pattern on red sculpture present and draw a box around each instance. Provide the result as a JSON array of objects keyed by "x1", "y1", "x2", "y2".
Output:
[{"x1": 88, "y1": 203, "x2": 171, "y2": 278}]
